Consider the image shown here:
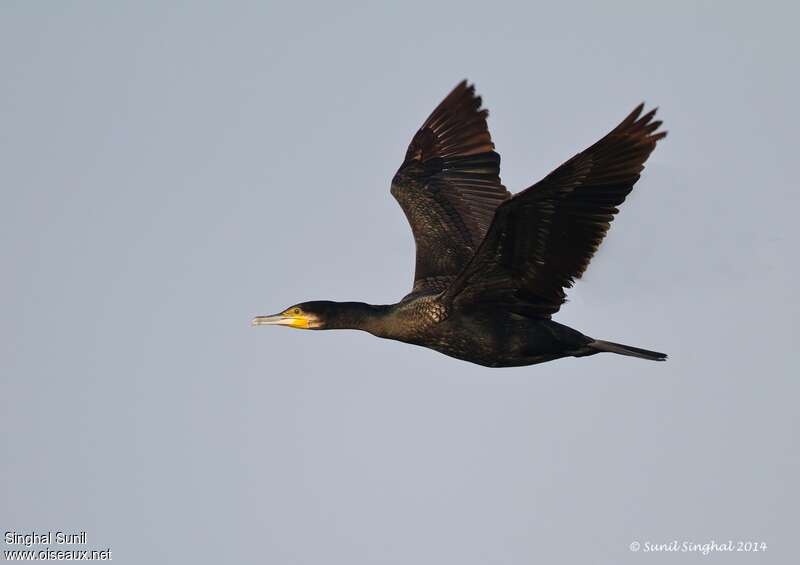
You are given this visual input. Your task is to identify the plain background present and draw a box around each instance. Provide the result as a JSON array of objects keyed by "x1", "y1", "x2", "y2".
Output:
[{"x1": 2, "y1": 2, "x2": 797, "y2": 563}]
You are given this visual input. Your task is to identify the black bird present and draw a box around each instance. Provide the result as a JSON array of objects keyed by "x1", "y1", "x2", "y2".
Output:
[{"x1": 253, "y1": 81, "x2": 667, "y2": 367}]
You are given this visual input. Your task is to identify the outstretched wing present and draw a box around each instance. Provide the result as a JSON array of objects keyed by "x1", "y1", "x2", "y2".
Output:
[
  {"x1": 391, "y1": 81, "x2": 510, "y2": 294},
  {"x1": 443, "y1": 104, "x2": 666, "y2": 316}
]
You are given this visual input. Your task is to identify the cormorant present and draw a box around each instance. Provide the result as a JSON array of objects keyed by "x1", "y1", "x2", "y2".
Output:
[{"x1": 253, "y1": 81, "x2": 667, "y2": 367}]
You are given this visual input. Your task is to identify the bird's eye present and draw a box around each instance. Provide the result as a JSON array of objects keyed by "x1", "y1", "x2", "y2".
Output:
[{"x1": 293, "y1": 308, "x2": 301, "y2": 315}]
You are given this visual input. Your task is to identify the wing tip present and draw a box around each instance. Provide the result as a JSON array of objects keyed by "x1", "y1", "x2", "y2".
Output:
[{"x1": 619, "y1": 102, "x2": 667, "y2": 145}]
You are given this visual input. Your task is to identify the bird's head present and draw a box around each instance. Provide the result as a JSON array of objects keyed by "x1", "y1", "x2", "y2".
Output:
[{"x1": 251, "y1": 301, "x2": 332, "y2": 330}]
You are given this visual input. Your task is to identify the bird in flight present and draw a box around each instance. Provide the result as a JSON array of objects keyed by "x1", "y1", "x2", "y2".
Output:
[{"x1": 253, "y1": 81, "x2": 667, "y2": 367}]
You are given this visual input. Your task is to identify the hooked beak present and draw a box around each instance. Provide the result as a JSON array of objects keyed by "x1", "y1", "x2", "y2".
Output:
[{"x1": 251, "y1": 313, "x2": 311, "y2": 329}]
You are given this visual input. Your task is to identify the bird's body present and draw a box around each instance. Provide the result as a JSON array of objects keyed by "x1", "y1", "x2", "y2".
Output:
[
  {"x1": 391, "y1": 300, "x2": 592, "y2": 367},
  {"x1": 254, "y1": 81, "x2": 668, "y2": 367}
]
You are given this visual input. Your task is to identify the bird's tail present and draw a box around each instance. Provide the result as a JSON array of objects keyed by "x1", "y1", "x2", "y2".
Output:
[{"x1": 588, "y1": 339, "x2": 667, "y2": 361}]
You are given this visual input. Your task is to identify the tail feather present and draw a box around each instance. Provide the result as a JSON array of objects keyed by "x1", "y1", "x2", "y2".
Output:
[{"x1": 589, "y1": 339, "x2": 667, "y2": 361}]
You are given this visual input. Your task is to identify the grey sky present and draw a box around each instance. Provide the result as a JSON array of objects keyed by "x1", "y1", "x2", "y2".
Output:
[{"x1": 1, "y1": 2, "x2": 798, "y2": 564}]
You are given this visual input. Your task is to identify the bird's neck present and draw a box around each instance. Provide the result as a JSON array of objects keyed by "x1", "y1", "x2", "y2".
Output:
[{"x1": 325, "y1": 302, "x2": 394, "y2": 336}]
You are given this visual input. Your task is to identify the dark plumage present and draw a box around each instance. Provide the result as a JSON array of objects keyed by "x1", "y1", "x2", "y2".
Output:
[{"x1": 254, "y1": 81, "x2": 667, "y2": 367}]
